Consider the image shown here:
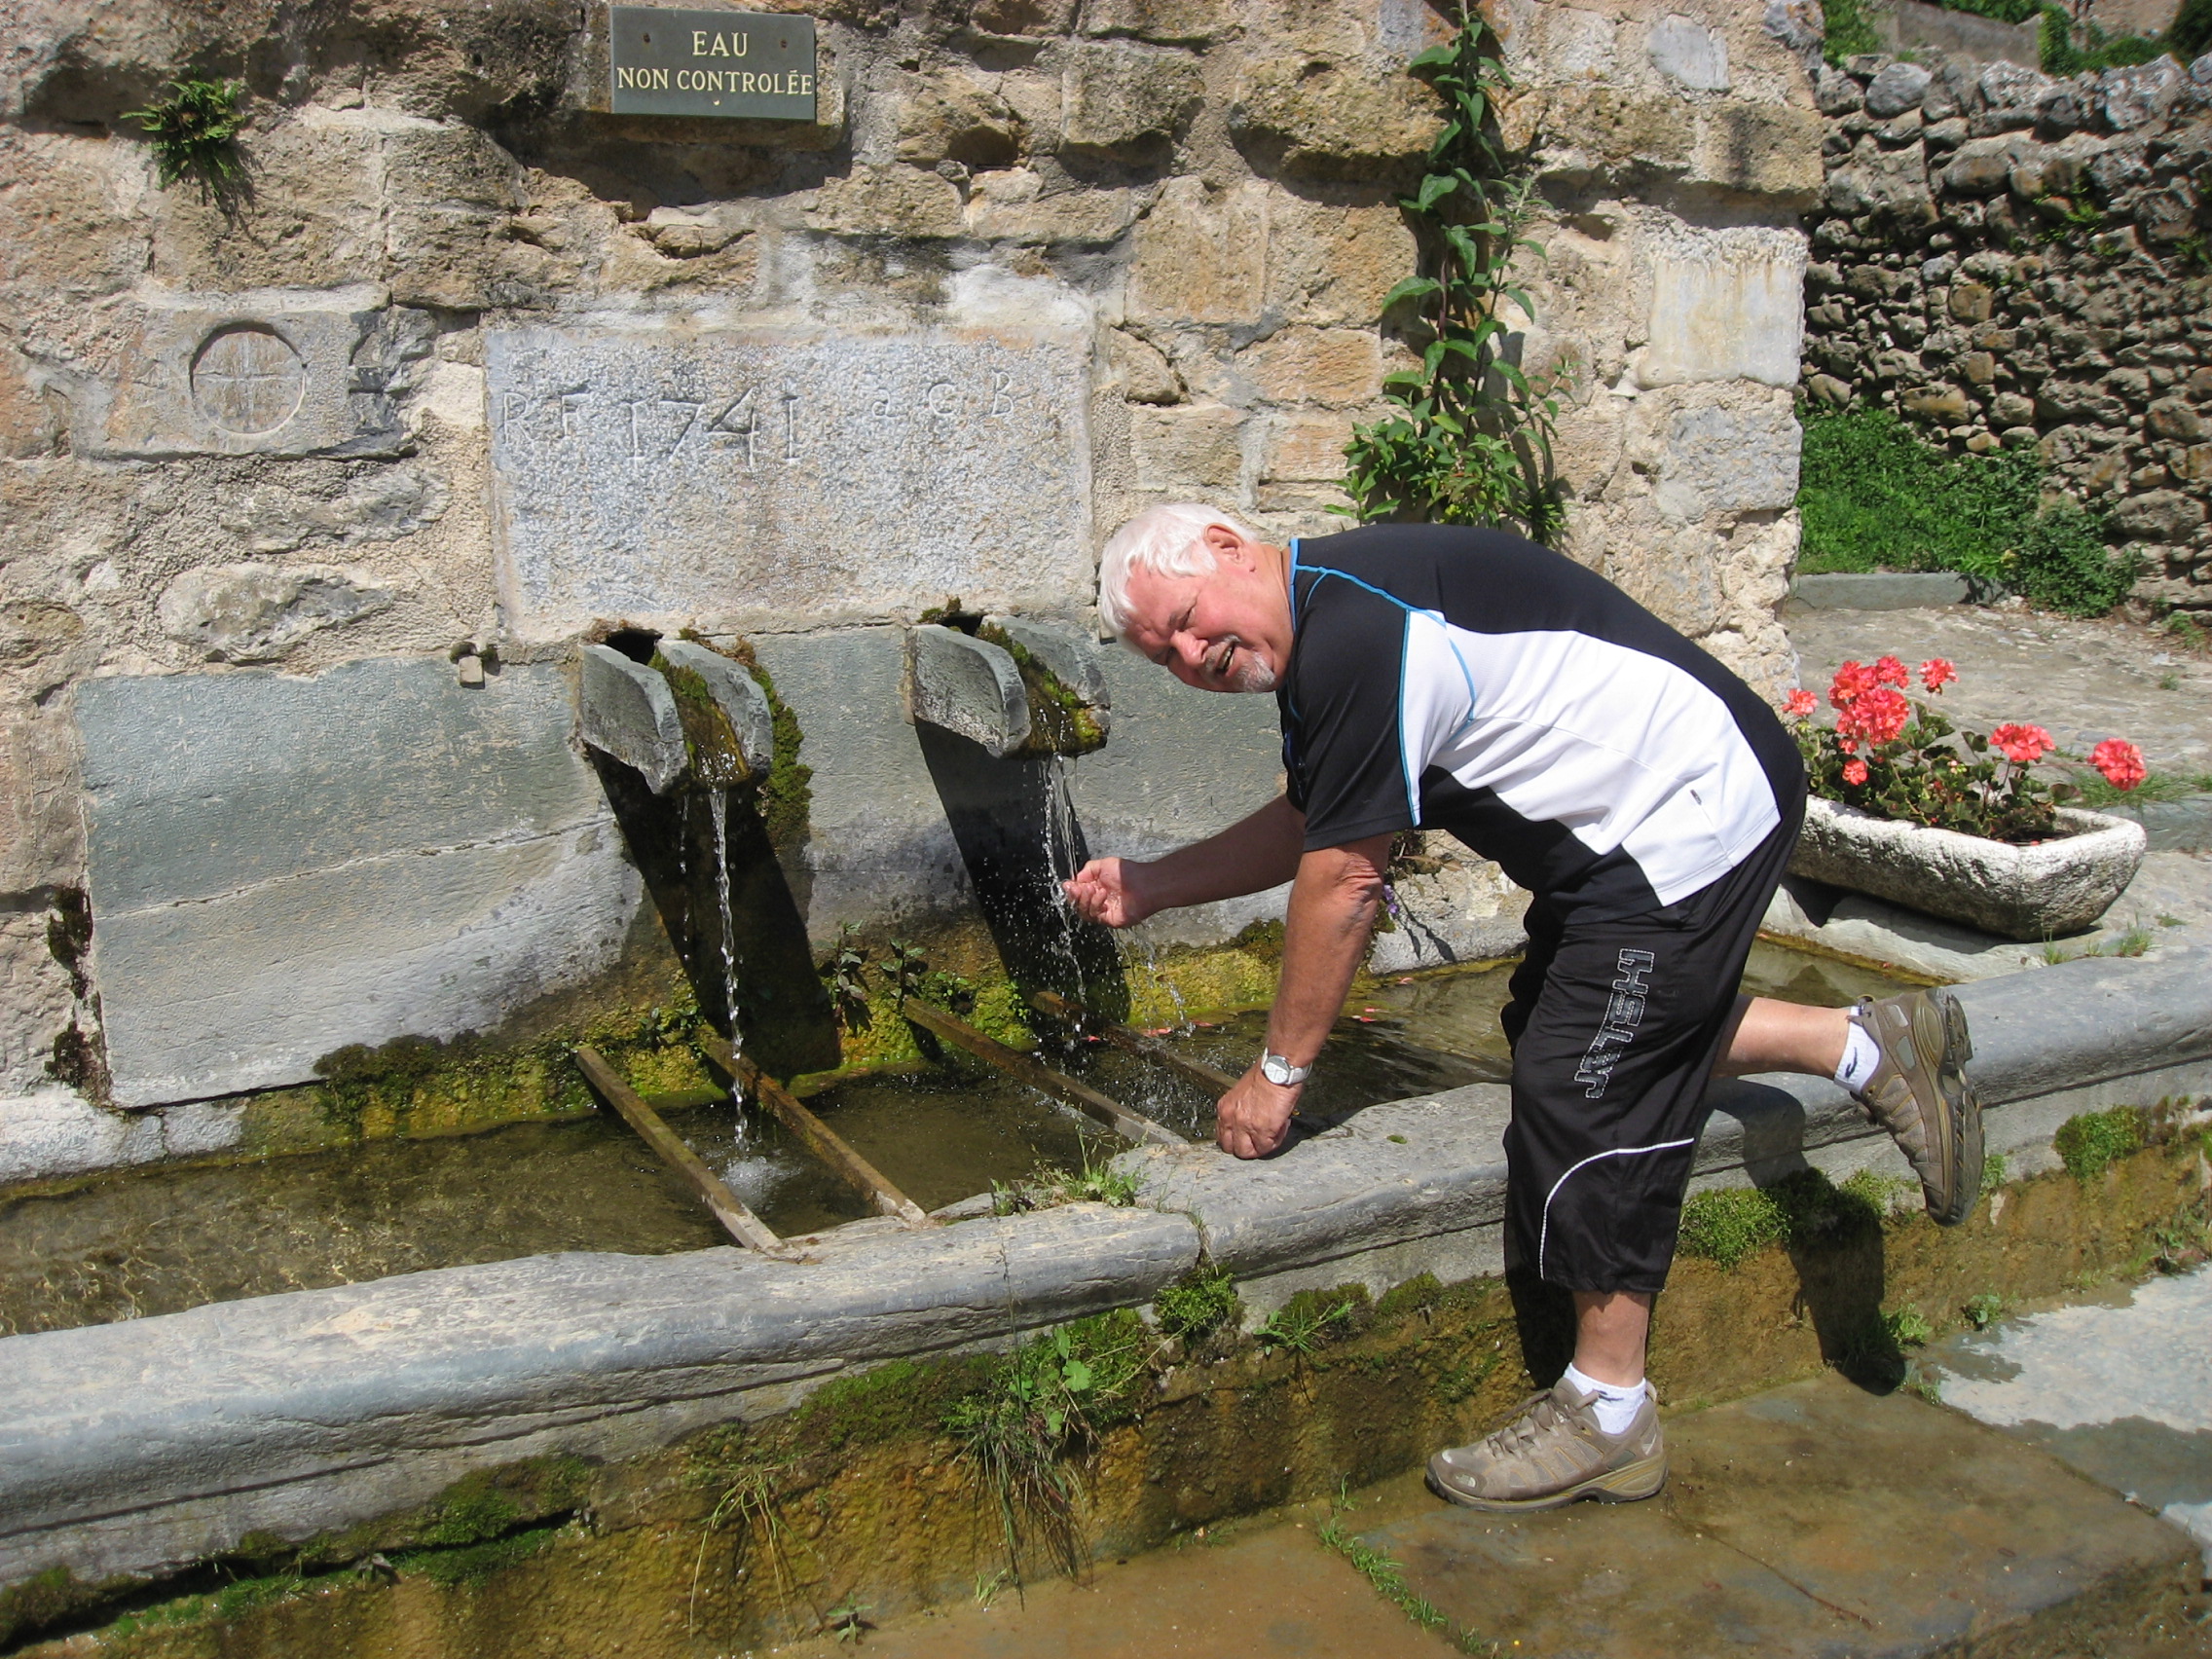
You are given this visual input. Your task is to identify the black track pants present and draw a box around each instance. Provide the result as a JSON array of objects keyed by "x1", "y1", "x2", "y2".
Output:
[{"x1": 1493, "y1": 799, "x2": 1805, "y2": 1295}]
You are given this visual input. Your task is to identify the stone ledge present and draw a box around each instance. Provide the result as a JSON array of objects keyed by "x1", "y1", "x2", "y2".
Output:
[
  {"x1": 1789, "y1": 571, "x2": 1973, "y2": 609},
  {"x1": 0, "y1": 1203, "x2": 1198, "y2": 1591}
]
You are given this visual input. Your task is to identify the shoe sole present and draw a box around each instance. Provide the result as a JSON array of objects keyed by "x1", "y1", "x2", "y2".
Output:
[
  {"x1": 1425, "y1": 1451, "x2": 1667, "y2": 1514},
  {"x1": 1934, "y1": 991, "x2": 1984, "y2": 1228}
]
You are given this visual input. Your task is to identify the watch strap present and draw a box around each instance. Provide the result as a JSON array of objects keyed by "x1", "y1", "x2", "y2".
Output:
[{"x1": 1261, "y1": 1051, "x2": 1312, "y2": 1087}]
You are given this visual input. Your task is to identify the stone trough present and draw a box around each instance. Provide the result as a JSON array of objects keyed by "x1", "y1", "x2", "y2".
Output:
[{"x1": 2, "y1": 945, "x2": 2206, "y2": 1601}]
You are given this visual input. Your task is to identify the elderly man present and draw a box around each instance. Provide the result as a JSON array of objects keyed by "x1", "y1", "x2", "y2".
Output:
[{"x1": 1063, "y1": 503, "x2": 1981, "y2": 1513}]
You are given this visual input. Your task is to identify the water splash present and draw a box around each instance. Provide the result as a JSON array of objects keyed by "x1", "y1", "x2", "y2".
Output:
[
  {"x1": 705, "y1": 789, "x2": 747, "y2": 1121},
  {"x1": 1040, "y1": 754, "x2": 1090, "y2": 1003}
]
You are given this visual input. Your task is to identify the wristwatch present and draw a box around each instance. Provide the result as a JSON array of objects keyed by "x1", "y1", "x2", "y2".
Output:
[{"x1": 1259, "y1": 1051, "x2": 1312, "y2": 1087}]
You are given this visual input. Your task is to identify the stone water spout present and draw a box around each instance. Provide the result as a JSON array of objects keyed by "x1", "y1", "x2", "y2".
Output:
[
  {"x1": 577, "y1": 639, "x2": 774, "y2": 792},
  {"x1": 904, "y1": 613, "x2": 1110, "y2": 758}
]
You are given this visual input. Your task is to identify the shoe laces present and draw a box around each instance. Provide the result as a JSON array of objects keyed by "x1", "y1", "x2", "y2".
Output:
[{"x1": 1482, "y1": 1390, "x2": 1581, "y2": 1456}]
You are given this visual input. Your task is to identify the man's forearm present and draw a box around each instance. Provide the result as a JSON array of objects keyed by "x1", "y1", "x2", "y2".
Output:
[
  {"x1": 1140, "y1": 793, "x2": 1307, "y2": 911},
  {"x1": 1265, "y1": 836, "x2": 1390, "y2": 1066}
]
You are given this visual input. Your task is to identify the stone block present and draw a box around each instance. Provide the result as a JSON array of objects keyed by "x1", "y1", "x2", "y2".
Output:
[
  {"x1": 904, "y1": 625, "x2": 1030, "y2": 757},
  {"x1": 658, "y1": 639, "x2": 774, "y2": 780},
  {"x1": 74, "y1": 660, "x2": 641, "y2": 1106},
  {"x1": 1691, "y1": 104, "x2": 1825, "y2": 203},
  {"x1": 1903, "y1": 383, "x2": 1972, "y2": 420},
  {"x1": 578, "y1": 644, "x2": 687, "y2": 793},
  {"x1": 1236, "y1": 328, "x2": 1382, "y2": 406},
  {"x1": 1652, "y1": 398, "x2": 1802, "y2": 520},
  {"x1": 1130, "y1": 401, "x2": 1244, "y2": 491},
  {"x1": 1229, "y1": 54, "x2": 1441, "y2": 178},
  {"x1": 970, "y1": 0, "x2": 1076, "y2": 34},
  {"x1": 892, "y1": 67, "x2": 1021, "y2": 168},
  {"x1": 1825, "y1": 144, "x2": 1936, "y2": 221},
  {"x1": 156, "y1": 564, "x2": 393, "y2": 664},
  {"x1": 2149, "y1": 397, "x2": 2207, "y2": 442},
  {"x1": 964, "y1": 170, "x2": 1143, "y2": 245},
  {"x1": 1959, "y1": 351, "x2": 1997, "y2": 386},
  {"x1": 485, "y1": 325, "x2": 1093, "y2": 640},
  {"x1": 2177, "y1": 444, "x2": 2212, "y2": 484},
  {"x1": 381, "y1": 124, "x2": 532, "y2": 311},
  {"x1": 1261, "y1": 409, "x2": 1356, "y2": 483},
  {"x1": 1864, "y1": 60, "x2": 1934, "y2": 119},
  {"x1": 2099, "y1": 57, "x2": 2180, "y2": 131},
  {"x1": 1647, "y1": 16, "x2": 1729, "y2": 92},
  {"x1": 804, "y1": 166, "x2": 965, "y2": 238},
  {"x1": 78, "y1": 287, "x2": 420, "y2": 461},
  {"x1": 0, "y1": 702, "x2": 80, "y2": 899},
  {"x1": 2111, "y1": 490, "x2": 2206, "y2": 542},
  {"x1": 1639, "y1": 230, "x2": 1806, "y2": 390},
  {"x1": 1816, "y1": 65, "x2": 1863, "y2": 115},
  {"x1": 1944, "y1": 137, "x2": 2021, "y2": 195},
  {"x1": 1367, "y1": 864, "x2": 1530, "y2": 975},
  {"x1": 1538, "y1": 87, "x2": 1696, "y2": 180},
  {"x1": 1262, "y1": 195, "x2": 1419, "y2": 327},
  {"x1": 1948, "y1": 277, "x2": 1996, "y2": 321},
  {"x1": 1079, "y1": 0, "x2": 1224, "y2": 43},
  {"x1": 1127, "y1": 177, "x2": 1268, "y2": 325},
  {"x1": 1060, "y1": 42, "x2": 1201, "y2": 155}
]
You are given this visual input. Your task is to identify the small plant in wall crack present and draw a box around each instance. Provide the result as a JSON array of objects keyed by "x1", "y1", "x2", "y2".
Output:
[
  {"x1": 1339, "y1": 3, "x2": 1569, "y2": 543},
  {"x1": 123, "y1": 77, "x2": 247, "y2": 192}
]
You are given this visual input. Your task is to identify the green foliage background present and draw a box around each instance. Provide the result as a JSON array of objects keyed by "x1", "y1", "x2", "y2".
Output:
[{"x1": 1794, "y1": 407, "x2": 2135, "y2": 615}]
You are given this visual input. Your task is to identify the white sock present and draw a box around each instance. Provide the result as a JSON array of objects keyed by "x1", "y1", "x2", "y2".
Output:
[
  {"x1": 1563, "y1": 1363, "x2": 1649, "y2": 1437},
  {"x1": 1834, "y1": 1023, "x2": 1882, "y2": 1094}
]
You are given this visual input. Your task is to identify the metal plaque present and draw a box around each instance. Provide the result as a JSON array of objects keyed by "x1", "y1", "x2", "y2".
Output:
[{"x1": 608, "y1": 7, "x2": 817, "y2": 121}]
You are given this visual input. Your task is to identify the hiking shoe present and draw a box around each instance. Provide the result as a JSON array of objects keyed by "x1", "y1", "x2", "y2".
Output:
[
  {"x1": 1851, "y1": 989, "x2": 1983, "y2": 1227},
  {"x1": 1425, "y1": 1376, "x2": 1666, "y2": 1512}
]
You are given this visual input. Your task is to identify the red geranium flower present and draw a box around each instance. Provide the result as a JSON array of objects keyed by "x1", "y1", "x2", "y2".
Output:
[
  {"x1": 1873, "y1": 655, "x2": 1908, "y2": 688},
  {"x1": 1990, "y1": 722, "x2": 2053, "y2": 764},
  {"x1": 1837, "y1": 686, "x2": 1910, "y2": 747},
  {"x1": 1843, "y1": 758, "x2": 1870, "y2": 786},
  {"x1": 1918, "y1": 657, "x2": 1957, "y2": 692},
  {"x1": 2088, "y1": 738, "x2": 2147, "y2": 791},
  {"x1": 1827, "y1": 660, "x2": 1879, "y2": 710},
  {"x1": 1785, "y1": 688, "x2": 1817, "y2": 719}
]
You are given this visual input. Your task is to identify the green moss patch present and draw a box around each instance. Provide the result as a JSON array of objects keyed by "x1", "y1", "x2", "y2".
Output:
[{"x1": 2055, "y1": 1106, "x2": 2150, "y2": 1183}]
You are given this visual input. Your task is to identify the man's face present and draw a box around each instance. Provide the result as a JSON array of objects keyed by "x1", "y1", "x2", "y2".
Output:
[{"x1": 1120, "y1": 527, "x2": 1291, "y2": 695}]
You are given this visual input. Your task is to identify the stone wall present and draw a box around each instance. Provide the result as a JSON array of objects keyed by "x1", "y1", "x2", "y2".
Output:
[
  {"x1": 0, "y1": 0, "x2": 1823, "y2": 1113},
  {"x1": 1800, "y1": 49, "x2": 2212, "y2": 608}
]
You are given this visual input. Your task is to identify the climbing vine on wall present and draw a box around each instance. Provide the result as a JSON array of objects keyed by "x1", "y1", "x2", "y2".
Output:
[{"x1": 1339, "y1": 4, "x2": 1568, "y2": 544}]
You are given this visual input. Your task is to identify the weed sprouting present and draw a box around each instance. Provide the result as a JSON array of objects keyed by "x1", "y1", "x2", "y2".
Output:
[
  {"x1": 1256, "y1": 1287, "x2": 1367, "y2": 1356},
  {"x1": 124, "y1": 78, "x2": 246, "y2": 191},
  {"x1": 992, "y1": 1147, "x2": 1141, "y2": 1214},
  {"x1": 942, "y1": 1313, "x2": 1148, "y2": 1588},
  {"x1": 1884, "y1": 1307, "x2": 1934, "y2": 1349},
  {"x1": 1317, "y1": 1485, "x2": 1497, "y2": 1651},
  {"x1": 1964, "y1": 1293, "x2": 2005, "y2": 1330},
  {"x1": 1154, "y1": 1266, "x2": 1241, "y2": 1346}
]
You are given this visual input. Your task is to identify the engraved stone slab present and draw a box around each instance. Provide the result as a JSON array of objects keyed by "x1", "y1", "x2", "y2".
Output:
[
  {"x1": 83, "y1": 286, "x2": 423, "y2": 461},
  {"x1": 485, "y1": 327, "x2": 1093, "y2": 638},
  {"x1": 1639, "y1": 229, "x2": 1806, "y2": 390}
]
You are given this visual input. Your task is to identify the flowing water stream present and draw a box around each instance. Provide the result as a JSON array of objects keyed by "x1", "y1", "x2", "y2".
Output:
[{"x1": 0, "y1": 943, "x2": 1912, "y2": 1341}]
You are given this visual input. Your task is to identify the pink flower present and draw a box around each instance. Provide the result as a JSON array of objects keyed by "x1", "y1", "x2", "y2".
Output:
[
  {"x1": 1785, "y1": 688, "x2": 1818, "y2": 719},
  {"x1": 1843, "y1": 758, "x2": 1870, "y2": 786},
  {"x1": 1990, "y1": 722, "x2": 2054, "y2": 765},
  {"x1": 2088, "y1": 738, "x2": 2147, "y2": 791},
  {"x1": 1828, "y1": 660, "x2": 1878, "y2": 711},
  {"x1": 1918, "y1": 657, "x2": 1957, "y2": 693},
  {"x1": 1838, "y1": 736, "x2": 1859, "y2": 755},
  {"x1": 1837, "y1": 686, "x2": 1910, "y2": 747},
  {"x1": 1873, "y1": 655, "x2": 1909, "y2": 689}
]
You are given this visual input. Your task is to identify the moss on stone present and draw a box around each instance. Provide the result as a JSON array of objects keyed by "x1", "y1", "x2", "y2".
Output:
[
  {"x1": 2055, "y1": 1106, "x2": 2149, "y2": 1182},
  {"x1": 703, "y1": 633, "x2": 814, "y2": 852},
  {"x1": 976, "y1": 624, "x2": 1108, "y2": 757},
  {"x1": 650, "y1": 652, "x2": 753, "y2": 788}
]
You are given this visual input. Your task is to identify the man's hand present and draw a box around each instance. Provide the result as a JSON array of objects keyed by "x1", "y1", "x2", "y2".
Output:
[
  {"x1": 1215, "y1": 1062, "x2": 1301, "y2": 1159},
  {"x1": 1063, "y1": 858, "x2": 1157, "y2": 929}
]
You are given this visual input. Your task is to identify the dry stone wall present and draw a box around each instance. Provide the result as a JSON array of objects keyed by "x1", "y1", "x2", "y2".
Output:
[
  {"x1": 1801, "y1": 48, "x2": 2212, "y2": 608},
  {"x1": 0, "y1": 0, "x2": 1823, "y2": 1112}
]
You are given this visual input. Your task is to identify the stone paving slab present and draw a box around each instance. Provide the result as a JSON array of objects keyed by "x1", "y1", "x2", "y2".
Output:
[
  {"x1": 1366, "y1": 1374, "x2": 2200, "y2": 1657},
  {"x1": 773, "y1": 1515, "x2": 1455, "y2": 1658},
  {"x1": 1923, "y1": 1266, "x2": 2212, "y2": 1579}
]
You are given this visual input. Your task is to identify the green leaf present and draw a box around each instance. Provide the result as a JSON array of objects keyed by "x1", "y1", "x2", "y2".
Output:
[
  {"x1": 1415, "y1": 172, "x2": 1458, "y2": 211},
  {"x1": 1380, "y1": 276, "x2": 1442, "y2": 308}
]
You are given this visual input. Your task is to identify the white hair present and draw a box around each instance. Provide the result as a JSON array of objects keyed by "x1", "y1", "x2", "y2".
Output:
[{"x1": 1096, "y1": 502, "x2": 1261, "y2": 642}]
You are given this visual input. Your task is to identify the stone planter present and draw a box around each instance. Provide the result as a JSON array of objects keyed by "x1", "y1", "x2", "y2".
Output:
[{"x1": 1789, "y1": 797, "x2": 2148, "y2": 940}]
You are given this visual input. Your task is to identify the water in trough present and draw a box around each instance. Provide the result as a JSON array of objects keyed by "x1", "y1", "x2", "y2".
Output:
[{"x1": 0, "y1": 942, "x2": 1910, "y2": 1340}]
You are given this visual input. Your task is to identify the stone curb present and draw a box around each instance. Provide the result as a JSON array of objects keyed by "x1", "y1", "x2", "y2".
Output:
[
  {"x1": 1789, "y1": 571, "x2": 1977, "y2": 609},
  {"x1": 2, "y1": 949, "x2": 2206, "y2": 1599}
]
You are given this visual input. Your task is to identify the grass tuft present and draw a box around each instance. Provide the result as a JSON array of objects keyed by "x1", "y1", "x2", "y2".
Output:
[{"x1": 1154, "y1": 1266, "x2": 1241, "y2": 1345}]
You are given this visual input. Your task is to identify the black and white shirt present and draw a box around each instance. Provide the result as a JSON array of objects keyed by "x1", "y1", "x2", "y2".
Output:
[{"x1": 1278, "y1": 525, "x2": 1803, "y2": 918}]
